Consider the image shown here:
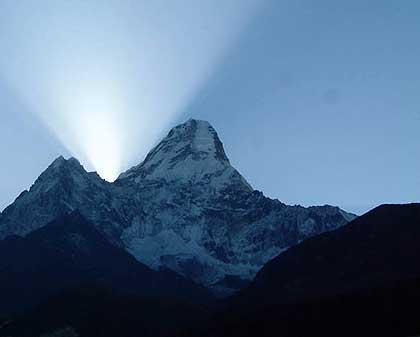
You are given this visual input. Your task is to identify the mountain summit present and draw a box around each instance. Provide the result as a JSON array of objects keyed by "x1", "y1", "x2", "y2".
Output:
[
  {"x1": 0, "y1": 155, "x2": 110, "y2": 239},
  {"x1": 118, "y1": 119, "x2": 249, "y2": 189},
  {"x1": 0, "y1": 119, "x2": 355, "y2": 294}
]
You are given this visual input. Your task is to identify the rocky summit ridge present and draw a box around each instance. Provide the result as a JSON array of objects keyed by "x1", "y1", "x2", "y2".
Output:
[{"x1": 0, "y1": 118, "x2": 355, "y2": 294}]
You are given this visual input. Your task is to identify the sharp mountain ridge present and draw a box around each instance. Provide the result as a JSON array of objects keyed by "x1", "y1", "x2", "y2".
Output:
[{"x1": 0, "y1": 118, "x2": 355, "y2": 294}]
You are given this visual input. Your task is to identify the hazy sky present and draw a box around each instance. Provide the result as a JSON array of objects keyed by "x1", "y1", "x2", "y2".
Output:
[{"x1": 0, "y1": 0, "x2": 419, "y2": 214}]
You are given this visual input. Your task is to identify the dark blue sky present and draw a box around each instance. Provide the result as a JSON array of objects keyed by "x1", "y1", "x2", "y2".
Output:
[{"x1": 1, "y1": 0, "x2": 419, "y2": 214}]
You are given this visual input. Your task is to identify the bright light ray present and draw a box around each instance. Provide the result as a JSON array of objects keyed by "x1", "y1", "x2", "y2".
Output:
[{"x1": 0, "y1": 0, "x2": 261, "y2": 181}]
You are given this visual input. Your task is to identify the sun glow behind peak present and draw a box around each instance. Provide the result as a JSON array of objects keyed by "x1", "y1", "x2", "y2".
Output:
[
  {"x1": 0, "y1": 0, "x2": 261, "y2": 180},
  {"x1": 50, "y1": 69, "x2": 127, "y2": 181}
]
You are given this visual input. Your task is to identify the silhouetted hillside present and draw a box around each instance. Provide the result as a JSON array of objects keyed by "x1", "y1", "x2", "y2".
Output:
[
  {"x1": 182, "y1": 204, "x2": 420, "y2": 337},
  {"x1": 0, "y1": 211, "x2": 211, "y2": 316}
]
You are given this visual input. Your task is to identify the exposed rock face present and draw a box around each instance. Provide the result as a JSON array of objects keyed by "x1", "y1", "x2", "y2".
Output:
[
  {"x1": 0, "y1": 156, "x2": 126, "y2": 246},
  {"x1": 0, "y1": 119, "x2": 355, "y2": 294}
]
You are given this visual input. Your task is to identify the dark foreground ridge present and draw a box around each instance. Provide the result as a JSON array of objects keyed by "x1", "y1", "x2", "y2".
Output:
[
  {"x1": 182, "y1": 203, "x2": 420, "y2": 337},
  {"x1": 0, "y1": 211, "x2": 211, "y2": 317}
]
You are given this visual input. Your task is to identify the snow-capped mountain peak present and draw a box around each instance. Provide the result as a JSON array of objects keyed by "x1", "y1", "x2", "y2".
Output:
[
  {"x1": 0, "y1": 118, "x2": 356, "y2": 295},
  {"x1": 0, "y1": 156, "x2": 109, "y2": 239},
  {"x1": 118, "y1": 119, "x2": 233, "y2": 184},
  {"x1": 32, "y1": 156, "x2": 104, "y2": 193},
  {"x1": 50, "y1": 155, "x2": 80, "y2": 167},
  {"x1": 41, "y1": 155, "x2": 84, "y2": 175}
]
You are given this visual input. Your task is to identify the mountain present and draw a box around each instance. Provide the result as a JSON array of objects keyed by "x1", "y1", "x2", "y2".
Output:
[
  {"x1": 0, "y1": 211, "x2": 210, "y2": 316},
  {"x1": 189, "y1": 203, "x2": 420, "y2": 337},
  {"x1": 0, "y1": 157, "x2": 124, "y2": 245},
  {"x1": 0, "y1": 119, "x2": 355, "y2": 293}
]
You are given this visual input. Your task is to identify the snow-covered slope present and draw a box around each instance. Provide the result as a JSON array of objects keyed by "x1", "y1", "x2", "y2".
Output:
[
  {"x1": 0, "y1": 156, "x2": 127, "y2": 245},
  {"x1": 0, "y1": 156, "x2": 105, "y2": 237},
  {"x1": 118, "y1": 119, "x2": 251, "y2": 191},
  {"x1": 0, "y1": 119, "x2": 356, "y2": 294}
]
